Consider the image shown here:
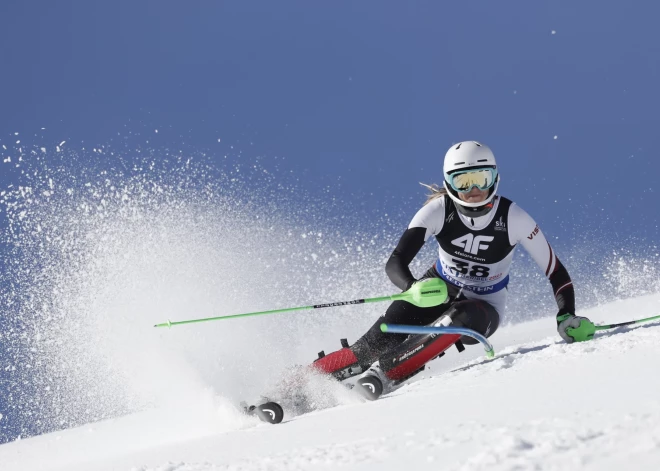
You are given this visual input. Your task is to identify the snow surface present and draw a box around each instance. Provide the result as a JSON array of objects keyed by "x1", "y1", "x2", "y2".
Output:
[{"x1": 1, "y1": 294, "x2": 659, "y2": 471}]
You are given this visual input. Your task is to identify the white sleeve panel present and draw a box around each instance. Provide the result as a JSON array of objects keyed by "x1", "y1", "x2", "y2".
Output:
[
  {"x1": 407, "y1": 197, "x2": 446, "y2": 241},
  {"x1": 508, "y1": 203, "x2": 557, "y2": 278}
]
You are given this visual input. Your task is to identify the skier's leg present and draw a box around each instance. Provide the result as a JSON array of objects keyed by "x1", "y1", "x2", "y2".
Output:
[
  {"x1": 313, "y1": 267, "x2": 456, "y2": 379},
  {"x1": 444, "y1": 299, "x2": 500, "y2": 344},
  {"x1": 311, "y1": 345, "x2": 361, "y2": 380},
  {"x1": 377, "y1": 329, "x2": 461, "y2": 381},
  {"x1": 377, "y1": 299, "x2": 500, "y2": 381},
  {"x1": 356, "y1": 299, "x2": 453, "y2": 365},
  {"x1": 312, "y1": 299, "x2": 451, "y2": 380}
]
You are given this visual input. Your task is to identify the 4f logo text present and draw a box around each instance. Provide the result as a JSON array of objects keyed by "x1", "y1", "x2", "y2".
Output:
[{"x1": 451, "y1": 234, "x2": 495, "y2": 255}]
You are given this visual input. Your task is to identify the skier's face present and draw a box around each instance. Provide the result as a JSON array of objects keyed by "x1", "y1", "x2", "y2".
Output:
[{"x1": 458, "y1": 187, "x2": 489, "y2": 204}]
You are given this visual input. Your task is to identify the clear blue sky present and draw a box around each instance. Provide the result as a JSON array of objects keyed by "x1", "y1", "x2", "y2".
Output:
[
  {"x1": 1, "y1": 1, "x2": 659, "y2": 243},
  {"x1": 1, "y1": 0, "x2": 659, "y2": 442}
]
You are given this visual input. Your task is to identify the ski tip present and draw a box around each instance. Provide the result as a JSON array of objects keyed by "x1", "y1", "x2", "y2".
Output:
[
  {"x1": 254, "y1": 402, "x2": 284, "y2": 424},
  {"x1": 356, "y1": 376, "x2": 383, "y2": 401},
  {"x1": 380, "y1": 323, "x2": 388, "y2": 333}
]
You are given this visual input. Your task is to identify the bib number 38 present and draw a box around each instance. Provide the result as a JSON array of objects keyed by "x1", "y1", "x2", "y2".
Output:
[{"x1": 451, "y1": 259, "x2": 490, "y2": 278}]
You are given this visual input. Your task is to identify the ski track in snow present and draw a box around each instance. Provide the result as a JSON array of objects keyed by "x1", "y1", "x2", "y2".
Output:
[{"x1": 1, "y1": 295, "x2": 660, "y2": 470}]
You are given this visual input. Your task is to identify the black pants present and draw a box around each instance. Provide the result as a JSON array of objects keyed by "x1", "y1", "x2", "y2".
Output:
[{"x1": 351, "y1": 292, "x2": 500, "y2": 372}]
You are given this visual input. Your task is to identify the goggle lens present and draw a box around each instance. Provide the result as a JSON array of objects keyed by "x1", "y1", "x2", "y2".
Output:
[{"x1": 450, "y1": 168, "x2": 497, "y2": 192}]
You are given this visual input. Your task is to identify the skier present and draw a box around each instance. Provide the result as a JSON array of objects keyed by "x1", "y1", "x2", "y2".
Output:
[{"x1": 312, "y1": 141, "x2": 595, "y2": 399}]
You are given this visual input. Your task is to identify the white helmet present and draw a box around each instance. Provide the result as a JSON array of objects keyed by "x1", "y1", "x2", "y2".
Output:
[{"x1": 443, "y1": 141, "x2": 499, "y2": 217}]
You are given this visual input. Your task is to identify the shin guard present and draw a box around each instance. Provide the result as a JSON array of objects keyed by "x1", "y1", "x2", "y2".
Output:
[
  {"x1": 312, "y1": 348, "x2": 362, "y2": 380},
  {"x1": 380, "y1": 333, "x2": 461, "y2": 381}
]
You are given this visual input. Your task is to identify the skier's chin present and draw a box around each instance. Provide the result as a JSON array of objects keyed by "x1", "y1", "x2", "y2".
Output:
[{"x1": 460, "y1": 192, "x2": 488, "y2": 204}]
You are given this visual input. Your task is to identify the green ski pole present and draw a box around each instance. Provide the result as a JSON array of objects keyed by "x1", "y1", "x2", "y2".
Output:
[
  {"x1": 154, "y1": 278, "x2": 448, "y2": 328},
  {"x1": 593, "y1": 313, "x2": 660, "y2": 332},
  {"x1": 564, "y1": 313, "x2": 660, "y2": 342}
]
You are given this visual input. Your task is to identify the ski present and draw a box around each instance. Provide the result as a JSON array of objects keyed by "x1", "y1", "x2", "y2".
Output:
[
  {"x1": 355, "y1": 376, "x2": 383, "y2": 401},
  {"x1": 241, "y1": 373, "x2": 383, "y2": 424},
  {"x1": 241, "y1": 401, "x2": 284, "y2": 424},
  {"x1": 354, "y1": 364, "x2": 426, "y2": 402}
]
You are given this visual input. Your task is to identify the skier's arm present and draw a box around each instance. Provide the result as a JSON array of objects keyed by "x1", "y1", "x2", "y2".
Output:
[
  {"x1": 385, "y1": 198, "x2": 445, "y2": 291},
  {"x1": 385, "y1": 228, "x2": 427, "y2": 291},
  {"x1": 509, "y1": 205, "x2": 575, "y2": 315},
  {"x1": 511, "y1": 209, "x2": 595, "y2": 343}
]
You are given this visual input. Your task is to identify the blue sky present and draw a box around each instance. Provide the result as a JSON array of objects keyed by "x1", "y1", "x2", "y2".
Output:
[
  {"x1": 1, "y1": 0, "x2": 659, "y2": 442},
  {"x1": 1, "y1": 1, "x2": 659, "y2": 245}
]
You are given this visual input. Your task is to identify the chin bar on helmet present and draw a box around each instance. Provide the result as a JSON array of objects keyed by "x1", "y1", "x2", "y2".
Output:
[{"x1": 443, "y1": 181, "x2": 499, "y2": 218}]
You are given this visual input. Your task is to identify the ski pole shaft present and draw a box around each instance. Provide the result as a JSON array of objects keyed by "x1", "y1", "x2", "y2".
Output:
[
  {"x1": 594, "y1": 313, "x2": 660, "y2": 332},
  {"x1": 154, "y1": 278, "x2": 449, "y2": 328},
  {"x1": 380, "y1": 323, "x2": 496, "y2": 359},
  {"x1": 154, "y1": 295, "x2": 392, "y2": 328}
]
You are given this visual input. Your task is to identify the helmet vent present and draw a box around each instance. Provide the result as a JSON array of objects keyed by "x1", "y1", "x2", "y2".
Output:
[
  {"x1": 455, "y1": 143, "x2": 462, "y2": 150},
  {"x1": 454, "y1": 162, "x2": 465, "y2": 165},
  {"x1": 474, "y1": 142, "x2": 482, "y2": 146},
  {"x1": 477, "y1": 159, "x2": 488, "y2": 162}
]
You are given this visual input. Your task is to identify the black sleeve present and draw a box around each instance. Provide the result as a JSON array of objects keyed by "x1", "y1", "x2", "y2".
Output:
[
  {"x1": 385, "y1": 227, "x2": 427, "y2": 291},
  {"x1": 549, "y1": 257, "x2": 576, "y2": 315}
]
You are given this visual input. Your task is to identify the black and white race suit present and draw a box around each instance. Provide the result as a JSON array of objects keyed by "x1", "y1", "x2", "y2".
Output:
[{"x1": 390, "y1": 195, "x2": 573, "y2": 318}]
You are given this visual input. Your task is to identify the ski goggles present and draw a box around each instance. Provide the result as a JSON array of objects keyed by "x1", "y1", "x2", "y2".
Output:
[{"x1": 447, "y1": 167, "x2": 498, "y2": 193}]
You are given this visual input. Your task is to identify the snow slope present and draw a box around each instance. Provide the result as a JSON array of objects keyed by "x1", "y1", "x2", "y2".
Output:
[{"x1": 1, "y1": 294, "x2": 660, "y2": 471}]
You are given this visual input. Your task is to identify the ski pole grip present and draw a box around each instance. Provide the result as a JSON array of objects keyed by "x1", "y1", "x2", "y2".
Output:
[{"x1": 400, "y1": 278, "x2": 448, "y2": 308}]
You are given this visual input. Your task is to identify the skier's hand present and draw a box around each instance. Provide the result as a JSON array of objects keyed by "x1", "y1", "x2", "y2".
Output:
[
  {"x1": 409, "y1": 276, "x2": 460, "y2": 300},
  {"x1": 556, "y1": 312, "x2": 595, "y2": 343},
  {"x1": 403, "y1": 278, "x2": 448, "y2": 308}
]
